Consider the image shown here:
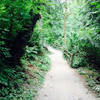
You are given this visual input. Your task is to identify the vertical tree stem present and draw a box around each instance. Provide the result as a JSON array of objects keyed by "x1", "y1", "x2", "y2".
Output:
[
  {"x1": 64, "y1": 0, "x2": 68, "y2": 45},
  {"x1": 71, "y1": 53, "x2": 74, "y2": 67}
]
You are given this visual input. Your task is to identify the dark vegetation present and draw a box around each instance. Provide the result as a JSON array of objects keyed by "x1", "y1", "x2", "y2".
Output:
[
  {"x1": 0, "y1": 0, "x2": 50, "y2": 99},
  {"x1": 0, "y1": 0, "x2": 100, "y2": 99}
]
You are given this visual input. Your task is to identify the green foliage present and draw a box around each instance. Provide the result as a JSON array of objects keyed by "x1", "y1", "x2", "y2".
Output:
[
  {"x1": 0, "y1": 0, "x2": 49, "y2": 99},
  {"x1": 78, "y1": 67, "x2": 100, "y2": 96},
  {"x1": 0, "y1": 0, "x2": 42, "y2": 66},
  {"x1": 0, "y1": 66, "x2": 26, "y2": 99},
  {"x1": 20, "y1": 54, "x2": 50, "y2": 100},
  {"x1": 58, "y1": 0, "x2": 100, "y2": 70},
  {"x1": 40, "y1": 0, "x2": 64, "y2": 46},
  {"x1": 25, "y1": 46, "x2": 39, "y2": 60},
  {"x1": 0, "y1": 0, "x2": 100, "y2": 98},
  {"x1": 0, "y1": 54, "x2": 50, "y2": 100}
]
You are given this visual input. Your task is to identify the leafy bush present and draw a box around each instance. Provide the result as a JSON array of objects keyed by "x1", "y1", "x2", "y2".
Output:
[
  {"x1": 0, "y1": 0, "x2": 48, "y2": 99},
  {"x1": 60, "y1": 0, "x2": 100, "y2": 70}
]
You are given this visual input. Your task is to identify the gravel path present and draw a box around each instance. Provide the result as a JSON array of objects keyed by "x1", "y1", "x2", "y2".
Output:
[{"x1": 36, "y1": 47, "x2": 97, "y2": 100}]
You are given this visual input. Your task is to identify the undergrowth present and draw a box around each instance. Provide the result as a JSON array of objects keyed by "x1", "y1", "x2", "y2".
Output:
[
  {"x1": 0, "y1": 52, "x2": 50, "y2": 100},
  {"x1": 78, "y1": 67, "x2": 100, "y2": 97}
]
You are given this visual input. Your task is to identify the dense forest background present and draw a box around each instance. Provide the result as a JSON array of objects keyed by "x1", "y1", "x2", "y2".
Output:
[{"x1": 0, "y1": 0, "x2": 100, "y2": 99}]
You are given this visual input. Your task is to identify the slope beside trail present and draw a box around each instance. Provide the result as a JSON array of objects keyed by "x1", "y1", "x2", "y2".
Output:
[{"x1": 35, "y1": 47, "x2": 97, "y2": 100}]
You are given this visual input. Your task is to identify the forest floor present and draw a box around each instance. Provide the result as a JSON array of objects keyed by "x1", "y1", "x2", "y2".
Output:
[{"x1": 35, "y1": 47, "x2": 99, "y2": 100}]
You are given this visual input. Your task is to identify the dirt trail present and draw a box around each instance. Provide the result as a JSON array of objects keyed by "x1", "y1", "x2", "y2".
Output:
[{"x1": 36, "y1": 47, "x2": 97, "y2": 100}]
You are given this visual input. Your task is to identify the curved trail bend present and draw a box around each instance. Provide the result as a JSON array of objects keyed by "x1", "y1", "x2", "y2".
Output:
[{"x1": 36, "y1": 47, "x2": 97, "y2": 100}]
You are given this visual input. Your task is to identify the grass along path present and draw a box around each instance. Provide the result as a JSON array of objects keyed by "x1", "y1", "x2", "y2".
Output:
[{"x1": 35, "y1": 47, "x2": 98, "y2": 100}]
